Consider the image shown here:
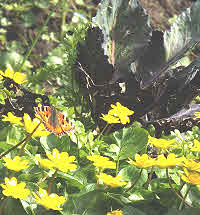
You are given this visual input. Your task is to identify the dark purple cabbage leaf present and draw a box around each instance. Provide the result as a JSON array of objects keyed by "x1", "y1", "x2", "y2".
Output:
[
  {"x1": 76, "y1": 0, "x2": 200, "y2": 135},
  {"x1": 133, "y1": 0, "x2": 200, "y2": 89},
  {"x1": 93, "y1": 0, "x2": 152, "y2": 83}
]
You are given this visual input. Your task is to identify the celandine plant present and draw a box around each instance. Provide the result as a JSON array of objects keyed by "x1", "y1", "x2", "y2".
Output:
[
  {"x1": 1, "y1": 69, "x2": 200, "y2": 214},
  {"x1": 2, "y1": 1, "x2": 200, "y2": 215}
]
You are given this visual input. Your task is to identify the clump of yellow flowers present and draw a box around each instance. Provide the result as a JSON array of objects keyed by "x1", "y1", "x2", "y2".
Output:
[
  {"x1": 101, "y1": 102, "x2": 134, "y2": 125},
  {"x1": 0, "y1": 67, "x2": 27, "y2": 85},
  {"x1": 1, "y1": 177, "x2": 30, "y2": 199}
]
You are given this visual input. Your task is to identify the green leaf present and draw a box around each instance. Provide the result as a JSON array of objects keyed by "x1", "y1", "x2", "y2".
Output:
[
  {"x1": 119, "y1": 165, "x2": 147, "y2": 187},
  {"x1": 0, "y1": 17, "x2": 11, "y2": 26},
  {"x1": 136, "y1": 0, "x2": 200, "y2": 89},
  {"x1": 150, "y1": 178, "x2": 171, "y2": 192},
  {"x1": 63, "y1": 189, "x2": 105, "y2": 215},
  {"x1": 164, "y1": 0, "x2": 200, "y2": 62},
  {"x1": 20, "y1": 197, "x2": 37, "y2": 215},
  {"x1": 154, "y1": 167, "x2": 181, "y2": 186},
  {"x1": 0, "y1": 140, "x2": 11, "y2": 151},
  {"x1": 127, "y1": 200, "x2": 167, "y2": 215},
  {"x1": 112, "y1": 126, "x2": 148, "y2": 160},
  {"x1": 1, "y1": 198, "x2": 28, "y2": 215},
  {"x1": 58, "y1": 171, "x2": 86, "y2": 190},
  {"x1": 34, "y1": 0, "x2": 50, "y2": 9},
  {"x1": 157, "y1": 189, "x2": 178, "y2": 207},
  {"x1": 0, "y1": 51, "x2": 32, "y2": 70},
  {"x1": 123, "y1": 206, "x2": 147, "y2": 215},
  {"x1": 185, "y1": 186, "x2": 200, "y2": 208},
  {"x1": 128, "y1": 189, "x2": 155, "y2": 201},
  {"x1": 154, "y1": 167, "x2": 168, "y2": 179},
  {"x1": 169, "y1": 170, "x2": 181, "y2": 185},
  {"x1": 21, "y1": 12, "x2": 36, "y2": 27},
  {"x1": 164, "y1": 208, "x2": 200, "y2": 215}
]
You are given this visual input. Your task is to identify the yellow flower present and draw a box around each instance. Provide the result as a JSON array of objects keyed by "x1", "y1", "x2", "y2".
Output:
[
  {"x1": 148, "y1": 136, "x2": 177, "y2": 150},
  {"x1": 37, "y1": 148, "x2": 77, "y2": 173},
  {"x1": 109, "y1": 102, "x2": 134, "y2": 116},
  {"x1": 23, "y1": 113, "x2": 50, "y2": 137},
  {"x1": 1, "y1": 67, "x2": 27, "y2": 85},
  {"x1": 100, "y1": 113, "x2": 120, "y2": 124},
  {"x1": 34, "y1": 188, "x2": 66, "y2": 211},
  {"x1": 3, "y1": 156, "x2": 29, "y2": 171},
  {"x1": 0, "y1": 70, "x2": 4, "y2": 79},
  {"x1": 154, "y1": 153, "x2": 185, "y2": 168},
  {"x1": 1, "y1": 177, "x2": 30, "y2": 199},
  {"x1": 100, "y1": 102, "x2": 134, "y2": 125},
  {"x1": 46, "y1": 148, "x2": 77, "y2": 173},
  {"x1": 87, "y1": 155, "x2": 110, "y2": 162},
  {"x1": 179, "y1": 168, "x2": 200, "y2": 186},
  {"x1": 35, "y1": 155, "x2": 54, "y2": 170},
  {"x1": 194, "y1": 112, "x2": 200, "y2": 118},
  {"x1": 96, "y1": 173, "x2": 127, "y2": 187},
  {"x1": 183, "y1": 159, "x2": 200, "y2": 172},
  {"x1": 128, "y1": 154, "x2": 155, "y2": 169},
  {"x1": 3, "y1": 67, "x2": 14, "y2": 79},
  {"x1": 109, "y1": 102, "x2": 134, "y2": 124},
  {"x1": 94, "y1": 160, "x2": 116, "y2": 169},
  {"x1": 87, "y1": 155, "x2": 116, "y2": 169},
  {"x1": 13, "y1": 72, "x2": 27, "y2": 84},
  {"x1": 189, "y1": 139, "x2": 200, "y2": 152},
  {"x1": 107, "y1": 209, "x2": 123, "y2": 215},
  {"x1": 2, "y1": 112, "x2": 24, "y2": 126}
]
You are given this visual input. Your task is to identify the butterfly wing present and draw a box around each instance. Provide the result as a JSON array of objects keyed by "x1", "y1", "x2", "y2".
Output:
[
  {"x1": 34, "y1": 106, "x2": 73, "y2": 136},
  {"x1": 34, "y1": 106, "x2": 56, "y2": 133},
  {"x1": 34, "y1": 106, "x2": 50, "y2": 124},
  {"x1": 58, "y1": 113, "x2": 74, "y2": 134}
]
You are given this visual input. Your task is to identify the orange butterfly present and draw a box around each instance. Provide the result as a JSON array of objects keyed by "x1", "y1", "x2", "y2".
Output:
[{"x1": 34, "y1": 106, "x2": 74, "y2": 136}]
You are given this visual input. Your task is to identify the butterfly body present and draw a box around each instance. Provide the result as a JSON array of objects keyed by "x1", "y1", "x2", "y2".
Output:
[{"x1": 34, "y1": 106, "x2": 74, "y2": 136}]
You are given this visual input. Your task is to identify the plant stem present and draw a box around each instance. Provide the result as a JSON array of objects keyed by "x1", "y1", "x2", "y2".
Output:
[
  {"x1": 179, "y1": 184, "x2": 192, "y2": 210},
  {"x1": 0, "y1": 122, "x2": 41, "y2": 159},
  {"x1": 106, "y1": 192, "x2": 126, "y2": 207},
  {"x1": 166, "y1": 168, "x2": 192, "y2": 208},
  {"x1": 97, "y1": 168, "x2": 102, "y2": 185},
  {"x1": 48, "y1": 169, "x2": 58, "y2": 194},
  {"x1": 104, "y1": 124, "x2": 114, "y2": 136},
  {"x1": 125, "y1": 169, "x2": 143, "y2": 193},
  {"x1": 116, "y1": 155, "x2": 120, "y2": 176},
  {"x1": 144, "y1": 166, "x2": 154, "y2": 189},
  {"x1": 111, "y1": 39, "x2": 115, "y2": 66},
  {"x1": 95, "y1": 123, "x2": 109, "y2": 141},
  {"x1": 30, "y1": 207, "x2": 36, "y2": 215}
]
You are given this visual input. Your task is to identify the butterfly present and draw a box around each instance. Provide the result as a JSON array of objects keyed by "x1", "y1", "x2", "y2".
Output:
[{"x1": 34, "y1": 106, "x2": 74, "y2": 136}]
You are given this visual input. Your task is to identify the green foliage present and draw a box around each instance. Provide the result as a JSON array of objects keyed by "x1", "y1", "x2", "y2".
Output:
[
  {"x1": 1, "y1": 0, "x2": 200, "y2": 214},
  {"x1": 1, "y1": 198, "x2": 28, "y2": 215},
  {"x1": 109, "y1": 126, "x2": 148, "y2": 160}
]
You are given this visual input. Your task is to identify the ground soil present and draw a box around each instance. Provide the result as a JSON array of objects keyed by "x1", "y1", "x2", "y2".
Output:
[
  {"x1": 139, "y1": 0, "x2": 200, "y2": 60},
  {"x1": 140, "y1": 0, "x2": 194, "y2": 31}
]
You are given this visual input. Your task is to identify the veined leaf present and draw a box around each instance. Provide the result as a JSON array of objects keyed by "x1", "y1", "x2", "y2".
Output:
[
  {"x1": 93, "y1": 0, "x2": 152, "y2": 81},
  {"x1": 164, "y1": 0, "x2": 200, "y2": 61},
  {"x1": 112, "y1": 126, "x2": 148, "y2": 160},
  {"x1": 138, "y1": 0, "x2": 200, "y2": 89}
]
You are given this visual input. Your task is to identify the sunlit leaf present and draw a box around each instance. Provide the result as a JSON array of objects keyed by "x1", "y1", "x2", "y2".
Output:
[{"x1": 94, "y1": 0, "x2": 152, "y2": 81}]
